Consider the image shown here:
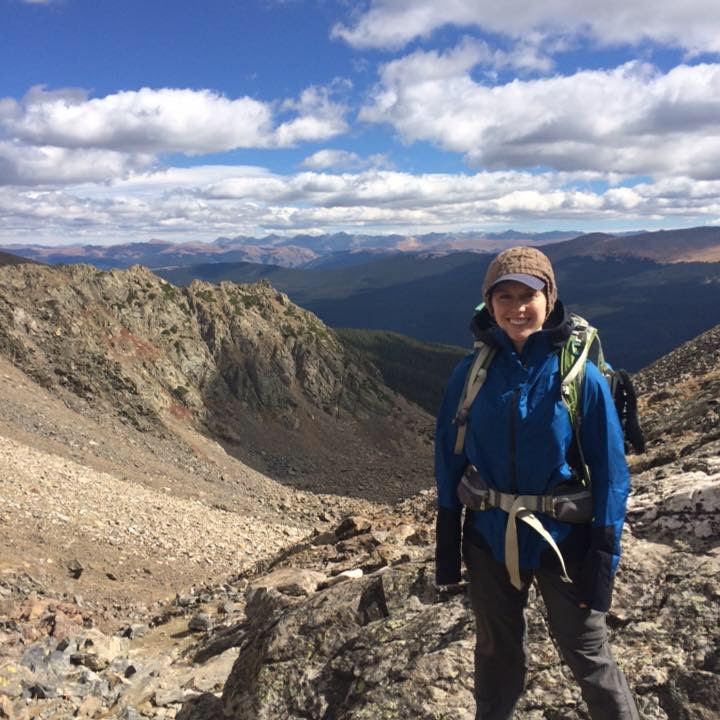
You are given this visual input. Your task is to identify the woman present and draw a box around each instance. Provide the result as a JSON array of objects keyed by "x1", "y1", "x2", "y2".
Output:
[{"x1": 435, "y1": 247, "x2": 639, "y2": 719}]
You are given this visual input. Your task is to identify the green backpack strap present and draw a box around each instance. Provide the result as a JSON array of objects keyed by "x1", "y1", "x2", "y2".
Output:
[
  {"x1": 559, "y1": 314, "x2": 603, "y2": 487},
  {"x1": 453, "y1": 340, "x2": 496, "y2": 455}
]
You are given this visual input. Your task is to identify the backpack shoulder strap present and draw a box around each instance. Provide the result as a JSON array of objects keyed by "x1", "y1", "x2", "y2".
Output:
[
  {"x1": 559, "y1": 314, "x2": 600, "y2": 486},
  {"x1": 452, "y1": 341, "x2": 496, "y2": 455},
  {"x1": 561, "y1": 315, "x2": 598, "y2": 389}
]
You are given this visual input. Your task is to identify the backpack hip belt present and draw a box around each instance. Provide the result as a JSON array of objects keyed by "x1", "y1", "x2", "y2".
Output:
[{"x1": 458, "y1": 467, "x2": 593, "y2": 590}]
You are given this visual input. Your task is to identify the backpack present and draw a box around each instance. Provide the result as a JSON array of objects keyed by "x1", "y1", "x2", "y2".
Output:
[{"x1": 453, "y1": 311, "x2": 645, "y2": 481}]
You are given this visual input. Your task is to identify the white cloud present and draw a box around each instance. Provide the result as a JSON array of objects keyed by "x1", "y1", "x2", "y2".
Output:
[
  {"x1": 0, "y1": 140, "x2": 154, "y2": 185},
  {"x1": 301, "y1": 149, "x2": 390, "y2": 171},
  {"x1": 360, "y1": 55, "x2": 720, "y2": 180},
  {"x1": 3, "y1": 85, "x2": 347, "y2": 156},
  {"x1": 107, "y1": 165, "x2": 272, "y2": 194},
  {"x1": 0, "y1": 84, "x2": 350, "y2": 187},
  {"x1": 2, "y1": 87, "x2": 271, "y2": 154},
  {"x1": 302, "y1": 149, "x2": 364, "y2": 170},
  {"x1": 333, "y1": 0, "x2": 720, "y2": 54},
  {"x1": 604, "y1": 187, "x2": 643, "y2": 210},
  {"x1": 202, "y1": 175, "x2": 291, "y2": 202},
  {"x1": 201, "y1": 169, "x2": 552, "y2": 208},
  {"x1": 274, "y1": 85, "x2": 348, "y2": 146},
  {"x1": 2, "y1": 167, "x2": 719, "y2": 246}
]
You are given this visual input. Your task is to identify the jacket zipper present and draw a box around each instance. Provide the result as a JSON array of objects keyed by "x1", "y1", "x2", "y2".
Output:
[{"x1": 509, "y1": 388, "x2": 519, "y2": 493}]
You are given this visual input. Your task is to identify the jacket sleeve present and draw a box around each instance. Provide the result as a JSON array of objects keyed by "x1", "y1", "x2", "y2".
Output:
[
  {"x1": 577, "y1": 362, "x2": 631, "y2": 611},
  {"x1": 434, "y1": 358, "x2": 472, "y2": 585}
]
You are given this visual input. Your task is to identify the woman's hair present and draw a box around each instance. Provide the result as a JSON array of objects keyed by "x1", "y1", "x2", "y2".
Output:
[{"x1": 482, "y1": 246, "x2": 557, "y2": 313}]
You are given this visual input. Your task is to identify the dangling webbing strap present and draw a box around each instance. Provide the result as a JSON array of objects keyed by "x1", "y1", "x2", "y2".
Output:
[
  {"x1": 464, "y1": 469, "x2": 573, "y2": 590},
  {"x1": 453, "y1": 342, "x2": 496, "y2": 455},
  {"x1": 503, "y1": 497, "x2": 571, "y2": 590}
]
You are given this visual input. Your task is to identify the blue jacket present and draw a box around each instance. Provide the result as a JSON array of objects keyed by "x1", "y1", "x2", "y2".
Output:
[{"x1": 435, "y1": 303, "x2": 631, "y2": 611}]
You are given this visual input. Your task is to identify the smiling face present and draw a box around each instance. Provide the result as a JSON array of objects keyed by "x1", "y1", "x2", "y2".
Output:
[{"x1": 490, "y1": 279, "x2": 548, "y2": 353}]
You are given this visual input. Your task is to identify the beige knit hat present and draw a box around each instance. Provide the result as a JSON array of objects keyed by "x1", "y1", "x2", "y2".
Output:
[{"x1": 482, "y1": 246, "x2": 557, "y2": 314}]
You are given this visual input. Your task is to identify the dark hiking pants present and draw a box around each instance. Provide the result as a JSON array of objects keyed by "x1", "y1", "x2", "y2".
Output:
[{"x1": 463, "y1": 541, "x2": 639, "y2": 720}]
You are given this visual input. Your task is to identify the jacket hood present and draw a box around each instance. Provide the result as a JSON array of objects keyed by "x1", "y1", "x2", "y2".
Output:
[{"x1": 469, "y1": 299, "x2": 573, "y2": 349}]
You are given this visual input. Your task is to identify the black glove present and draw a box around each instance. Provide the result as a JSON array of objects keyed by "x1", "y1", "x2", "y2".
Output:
[
  {"x1": 435, "y1": 507, "x2": 463, "y2": 585},
  {"x1": 578, "y1": 526, "x2": 619, "y2": 612}
]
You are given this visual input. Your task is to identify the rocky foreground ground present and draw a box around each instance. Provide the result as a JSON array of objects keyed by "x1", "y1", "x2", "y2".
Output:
[
  {"x1": 0, "y1": 350, "x2": 386, "y2": 719},
  {"x1": 1, "y1": 453, "x2": 718, "y2": 720}
]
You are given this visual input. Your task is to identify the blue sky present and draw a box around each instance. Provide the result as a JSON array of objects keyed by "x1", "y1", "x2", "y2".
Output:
[{"x1": 2, "y1": 0, "x2": 720, "y2": 245}]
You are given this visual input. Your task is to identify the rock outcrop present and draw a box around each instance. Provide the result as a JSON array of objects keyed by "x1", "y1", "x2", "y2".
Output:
[
  {"x1": 0, "y1": 263, "x2": 392, "y2": 422},
  {"x1": 0, "y1": 263, "x2": 432, "y2": 500},
  {"x1": 171, "y1": 479, "x2": 718, "y2": 720},
  {"x1": 633, "y1": 322, "x2": 720, "y2": 474},
  {"x1": 3, "y1": 466, "x2": 718, "y2": 719}
]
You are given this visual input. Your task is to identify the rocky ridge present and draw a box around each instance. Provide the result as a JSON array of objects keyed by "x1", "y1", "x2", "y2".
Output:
[
  {"x1": 0, "y1": 251, "x2": 37, "y2": 267},
  {"x1": 632, "y1": 322, "x2": 720, "y2": 476},
  {"x1": 0, "y1": 262, "x2": 432, "y2": 500},
  {"x1": 0, "y1": 260, "x2": 434, "y2": 613}
]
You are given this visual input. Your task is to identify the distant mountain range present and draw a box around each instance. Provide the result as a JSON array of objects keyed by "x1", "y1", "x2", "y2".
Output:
[
  {"x1": 0, "y1": 229, "x2": 582, "y2": 270},
  {"x1": 5, "y1": 225, "x2": 719, "y2": 271},
  {"x1": 547, "y1": 227, "x2": 720, "y2": 263},
  {"x1": 156, "y1": 227, "x2": 720, "y2": 372}
]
